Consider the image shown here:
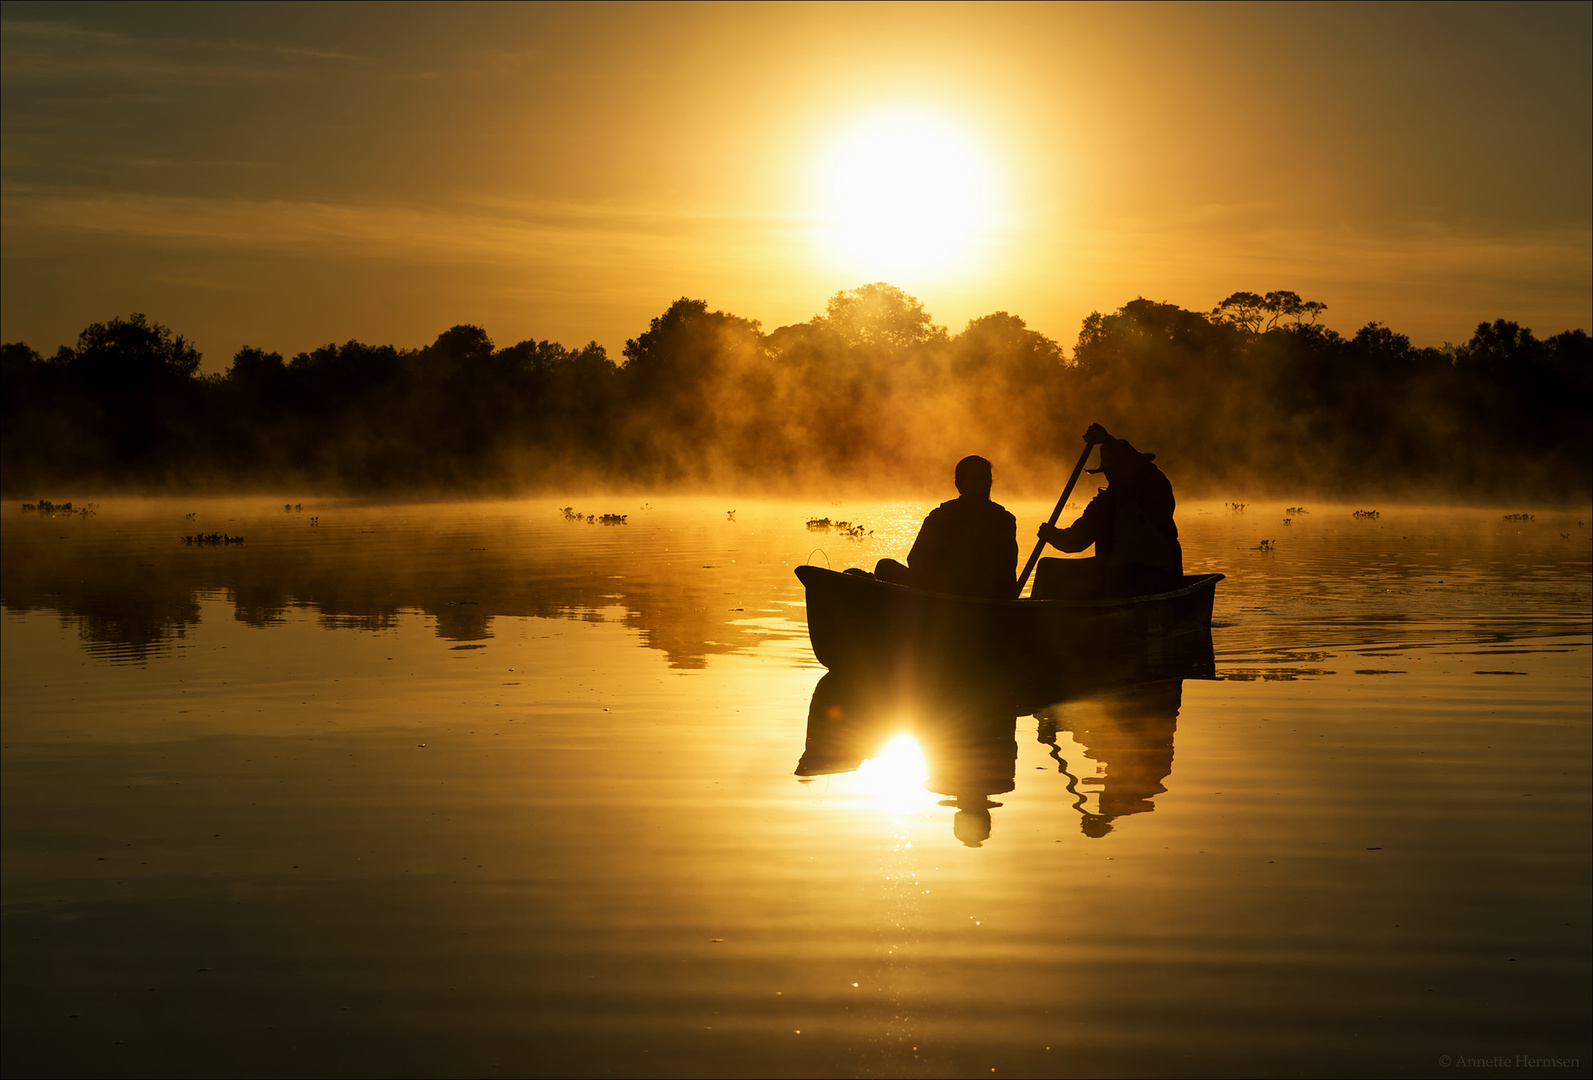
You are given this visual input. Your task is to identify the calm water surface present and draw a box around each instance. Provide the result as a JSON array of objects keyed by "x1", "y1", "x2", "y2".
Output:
[{"x1": 3, "y1": 497, "x2": 1589, "y2": 1078}]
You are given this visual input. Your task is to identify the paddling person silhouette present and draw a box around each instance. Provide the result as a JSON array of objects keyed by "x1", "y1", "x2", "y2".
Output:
[
  {"x1": 872, "y1": 455, "x2": 1019, "y2": 600},
  {"x1": 1032, "y1": 424, "x2": 1184, "y2": 599}
]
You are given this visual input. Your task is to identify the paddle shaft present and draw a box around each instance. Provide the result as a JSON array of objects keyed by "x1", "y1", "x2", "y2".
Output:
[{"x1": 1016, "y1": 442, "x2": 1095, "y2": 597}]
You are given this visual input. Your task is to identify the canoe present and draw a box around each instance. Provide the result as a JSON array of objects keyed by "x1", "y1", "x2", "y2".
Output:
[{"x1": 794, "y1": 564, "x2": 1223, "y2": 682}]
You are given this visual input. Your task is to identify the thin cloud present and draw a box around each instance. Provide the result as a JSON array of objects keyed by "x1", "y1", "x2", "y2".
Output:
[
  {"x1": 0, "y1": 17, "x2": 360, "y2": 88},
  {"x1": 0, "y1": 185, "x2": 802, "y2": 281}
]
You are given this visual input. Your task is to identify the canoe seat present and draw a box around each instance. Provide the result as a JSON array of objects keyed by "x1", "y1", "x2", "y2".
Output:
[{"x1": 1032, "y1": 557, "x2": 1183, "y2": 601}]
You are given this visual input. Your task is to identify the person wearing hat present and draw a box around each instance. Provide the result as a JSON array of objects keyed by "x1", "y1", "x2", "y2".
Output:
[
  {"x1": 1032, "y1": 423, "x2": 1184, "y2": 599},
  {"x1": 872, "y1": 454, "x2": 1019, "y2": 600}
]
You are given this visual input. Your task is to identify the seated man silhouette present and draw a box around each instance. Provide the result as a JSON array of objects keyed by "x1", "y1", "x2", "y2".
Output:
[
  {"x1": 872, "y1": 455, "x2": 1019, "y2": 599},
  {"x1": 1033, "y1": 423, "x2": 1184, "y2": 600}
]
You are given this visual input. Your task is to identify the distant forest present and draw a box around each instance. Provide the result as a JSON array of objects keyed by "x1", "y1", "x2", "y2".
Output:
[{"x1": 2, "y1": 284, "x2": 1589, "y2": 500}]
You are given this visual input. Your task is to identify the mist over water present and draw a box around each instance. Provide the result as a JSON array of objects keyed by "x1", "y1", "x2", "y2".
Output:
[
  {"x1": 4, "y1": 495, "x2": 1588, "y2": 665},
  {"x1": 2, "y1": 496, "x2": 1588, "y2": 1076},
  {"x1": 5, "y1": 288, "x2": 1589, "y2": 502}
]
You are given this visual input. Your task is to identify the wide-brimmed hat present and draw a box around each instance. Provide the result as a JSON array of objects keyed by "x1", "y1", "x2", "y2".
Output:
[{"x1": 1086, "y1": 437, "x2": 1156, "y2": 474}]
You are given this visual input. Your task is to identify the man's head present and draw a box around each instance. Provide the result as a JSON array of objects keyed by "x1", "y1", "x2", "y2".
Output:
[
  {"x1": 1092, "y1": 439, "x2": 1155, "y2": 483},
  {"x1": 954, "y1": 455, "x2": 994, "y2": 499}
]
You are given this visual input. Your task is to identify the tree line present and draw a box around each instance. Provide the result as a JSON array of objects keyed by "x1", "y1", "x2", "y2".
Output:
[{"x1": 2, "y1": 284, "x2": 1588, "y2": 499}]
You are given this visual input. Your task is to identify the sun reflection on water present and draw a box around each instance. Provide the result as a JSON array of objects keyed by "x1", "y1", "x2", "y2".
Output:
[{"x1": 856, "y1": 733, "x2": 937, "y2": 813}]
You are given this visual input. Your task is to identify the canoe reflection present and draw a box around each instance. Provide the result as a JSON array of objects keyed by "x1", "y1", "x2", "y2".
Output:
[{"x1": 797, "y1": 631, "x2": 1213, "y2": 844}]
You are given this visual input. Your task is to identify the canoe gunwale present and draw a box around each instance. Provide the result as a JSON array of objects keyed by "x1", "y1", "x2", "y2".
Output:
[
  {"x1": 794, "y1": 564, "x2": 1225, "y2": 679},
  {"x1": 794, "y1": 564, "x2": 1226, "y2": 612}
]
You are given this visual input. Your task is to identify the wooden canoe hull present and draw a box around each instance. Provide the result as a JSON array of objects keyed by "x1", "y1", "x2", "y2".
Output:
[{"x1": 794, "y1": 565, "x2": 1223, "y2": 681}]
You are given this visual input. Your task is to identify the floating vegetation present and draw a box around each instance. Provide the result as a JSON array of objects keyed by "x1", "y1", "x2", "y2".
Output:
[
  {"x1": 1352, "y1": 509, "x2": 1381, "y2": 519},
  {"x1": 1225, "y1": 502, "x2": 1246, "y2": 513},
  {"x1": 561, "y1": 507, "x2": 627, "y2": 524},
  {"x1": 805, "y1": 517, "x2": 867, "y2": 537},
  {"x1": 21, "y1": 500, "x2": 97, "y2": 516},
  {"x1": 1502, "y1": 513, "x2": 1534, "y2": 522},
  {"x1": 1285, "y1": 506, "x2": 1309, "y2": 514},
  {"x1": 182, "y1": 533, "x2": 245, "y2": 546},
  {"x1": 1254, "y1": 539, "x2": 1276, "y2": 552}
]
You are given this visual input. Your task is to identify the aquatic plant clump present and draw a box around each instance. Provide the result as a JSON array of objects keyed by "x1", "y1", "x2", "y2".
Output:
[
  {"x1": 806, "y1": 517, "x2": 869, "y2": 537},
  {"x1": 20, "y1": 500, "x2": 97, "y2": 516},
  {"x1": 182, "y1": 533, "x2": 246, "y2": 546},
  {"x1": 559, "y1": 507, "x2": 627, "y2": 524}
]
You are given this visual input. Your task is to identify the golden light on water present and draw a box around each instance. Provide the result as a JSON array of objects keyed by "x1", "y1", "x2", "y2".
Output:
[
  {"x1": 812, "y1": 110, "x2": 999, "y2": 281},
  {"x1": 856, "y1": 732, "x2": 935, "y2": 812}
]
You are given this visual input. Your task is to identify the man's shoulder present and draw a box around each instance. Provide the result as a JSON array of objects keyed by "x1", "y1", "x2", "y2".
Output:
[
  {"x1": 937, "y1": 497, "x2": 1015, "y2": 528},
  {"x1": 973, "y1": 497, "x2": 1016, "y2": 524},
  {"x1": 935, "y1": 496, "x2": 1001, "y2": 511}
]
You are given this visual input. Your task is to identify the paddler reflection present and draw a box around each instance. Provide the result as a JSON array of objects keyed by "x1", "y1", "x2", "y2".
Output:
[
  {"x1": 1036, "y1": 679, "x2": 1183, "y2": 837},
  {"x1": 797, "y1": 674, "x2": 1016, "y2": 846},
  {"x1": 924, "y1": 714, "x2": 1017, "y2": 848},
  {"x1": 796, "y1": 633, "x2": 1211, "y2": 844}
]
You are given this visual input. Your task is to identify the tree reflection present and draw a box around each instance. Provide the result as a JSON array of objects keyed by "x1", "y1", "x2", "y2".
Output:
[{"x1": 0, "y1": 510, "x2": 782, "y2": 667}]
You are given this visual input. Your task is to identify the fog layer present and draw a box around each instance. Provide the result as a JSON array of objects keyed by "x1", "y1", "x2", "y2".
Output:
[{"x1": 3, "y1": 285, "x2": 1588, "y2": 500}]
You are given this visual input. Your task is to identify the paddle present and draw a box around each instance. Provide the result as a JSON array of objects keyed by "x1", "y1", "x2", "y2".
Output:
[{"x1": 1016, "y1": 440, "x2": 1095, "y2": 597}]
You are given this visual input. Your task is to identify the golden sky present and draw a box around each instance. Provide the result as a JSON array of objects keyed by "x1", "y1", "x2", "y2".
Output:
[{"x1": 2, "y1": 1, "x2": 1589, "y2": 369}]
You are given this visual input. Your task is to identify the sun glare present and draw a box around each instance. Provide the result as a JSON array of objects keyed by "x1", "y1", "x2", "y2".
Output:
[
  {"x1": 813, "y1": 111, "x2": 999, "y2": 280},
  {"x1": 856, "y1": 733, "x2": 934, "y2": 811}
]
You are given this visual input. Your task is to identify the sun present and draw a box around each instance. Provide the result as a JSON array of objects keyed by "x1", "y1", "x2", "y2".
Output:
[{"x1": 813, "y1": 110, "x2": 1000, "y2": 281}]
